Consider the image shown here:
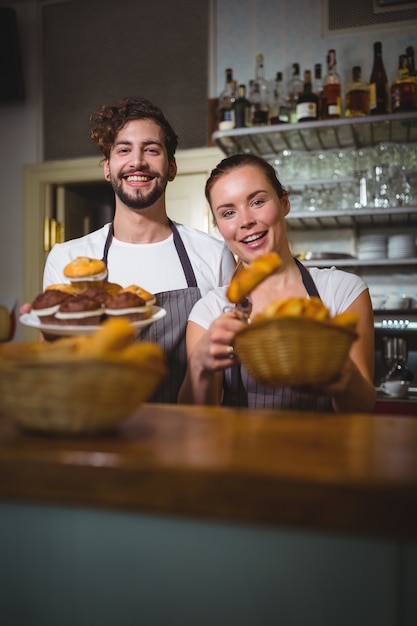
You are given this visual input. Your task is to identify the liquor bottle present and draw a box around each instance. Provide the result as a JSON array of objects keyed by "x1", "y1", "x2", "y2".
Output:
[
  {"x1": 233, "y1": 84, "x2": 252, "y2": 128},
  {"x1": 406, "y1": 46, "x2": 417, "y2": 109},
  {"x1": 287, "y1": 63, "x2": 304, "y2": 123},
  {"x1": 218, "y1": 68, "x2": 236, "y2": 130},
  {"x1": 369, "y1": 41, "x2": 389, "y2": 115},
  {"x1": 250, "y1": 53, "x2": 270, "y2": 125},
  {"x1": 394, "y1": 50, "x2": 417, "y2": 113},
  {"x1": 269, "y1": 71, "x2": 289, "y2": 124},
  {"x1": 406, "y1": 45, "x2": 417, "y2": 78},
  {"x1": 314, "y1": 63, "x2": 324, "y2": 119},
  {"x1": 323, "y1": 49, "x2": 342, "y2": 119},
  {"x1": 390, "y1": 54, "x2": 417, "y2": 113},
  {"x1": 345, "y1": 66, "x2": 370, "y2": 117},
  {"x1": 296, "y1": 70, "x2": 319, "y2": 122}
]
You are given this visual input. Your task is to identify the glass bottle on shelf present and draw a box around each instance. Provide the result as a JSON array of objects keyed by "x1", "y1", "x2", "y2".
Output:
[
  {"x1": 269, "y1": 71, "x2": 289, "y2": 124},
  {"x1": 233, "y1": 83, "x2": 252, "y2": 128},
  {"x1": 250, "y1": 53, "x2": 270, "y2": 125},
  {"x1": 406, "y1": 46, "x2": 417, "y2": 109},
  {"x1": 314, "y1": 63, "x2": 324, "y2": 119},
  {"x1": 296, "y1": 69, "x2": 319, "y2": 122},
  {"x1": 218, "y1": 68, "x2": 236, "y2": 131},
  {"x1": 323, "y1": 49, "x2": 342, "y2": 119},
  {"x1": 369, "y1": 41, "x2": 389, "y2": 115},
  {"x1": 391, "y1": 49, "x2": 417, "y2": 113},
  {"x1": 345, "y1": 66, "x2": 370, "y2": 117},
  {"x1": 287, "y1": 63, "x2": 304, "y2": 123}
]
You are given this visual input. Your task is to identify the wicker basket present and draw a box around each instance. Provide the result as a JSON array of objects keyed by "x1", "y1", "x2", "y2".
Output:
[
  {"x1": 0, "y1": 358, "x2": 166, "y2": 435},
  {"x1": 234, "y1": 317, "x2": 357, "y2": 387}
]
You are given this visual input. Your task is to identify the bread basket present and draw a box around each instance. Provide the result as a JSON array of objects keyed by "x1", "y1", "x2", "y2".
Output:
[
  {"x1": 0, "y1": 357, "x2": 166, "y2": 435},
  {"x1": 234, "y1": 316, "x2": 357, "y2": 387}
]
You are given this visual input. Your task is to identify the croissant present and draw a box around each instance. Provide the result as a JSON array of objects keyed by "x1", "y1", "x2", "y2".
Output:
[{"x1": 226, "y1": 252, "x2": 282, "y2": 303}]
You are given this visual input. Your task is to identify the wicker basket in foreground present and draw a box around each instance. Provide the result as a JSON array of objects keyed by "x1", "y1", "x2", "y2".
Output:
[
  {"x1": 234, "y1": 316, "x2": 357, "y2": 387},
  {"x1": 0, "y1": 358, "x2": 166, "y2": 435}
]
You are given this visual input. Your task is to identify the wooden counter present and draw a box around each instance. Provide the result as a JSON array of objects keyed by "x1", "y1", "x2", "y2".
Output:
[
  {"x1": 0, "y1": 403, "x2": 416, "y2": 539},
  {"x1": 1, "y1": 404, "x2": 417, "y2": 626}
]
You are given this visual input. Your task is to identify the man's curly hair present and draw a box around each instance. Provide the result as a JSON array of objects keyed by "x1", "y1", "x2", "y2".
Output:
[{"x1": 90, "y1": 97, "x2": 179, "y2": 162}]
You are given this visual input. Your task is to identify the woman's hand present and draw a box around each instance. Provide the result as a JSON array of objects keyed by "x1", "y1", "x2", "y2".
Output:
[
  {"x1": 301, "y1": 356, "x2": 376, "y2": 413},
  {"x1": 178, "y1": 311, "x2": 247, "y2": 405},
  {"x1": 191, "y1": 310, "x2": 247, "y2": 373},
  {"x1": 306, "y1": 357, "x2": 357, "y2": 395}
]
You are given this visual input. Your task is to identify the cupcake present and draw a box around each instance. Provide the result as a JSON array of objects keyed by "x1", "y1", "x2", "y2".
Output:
[
  {"x1": 63, "y1": 257, "x2": 108, "y2": 293},
  {"x1": 31, "y1": 289, "x2": 72, "y2": 324},
  {"x1": 104, "y1": 292, "x2": 152, "y2": 322},
  {"x1": 54, "y1": 295, "x2": 104, "y2": 326},
  {"x1": 82, "y1": 286, "x2": 113, "y2": 307},
  {"x1": 120, "y1": 285, "x2": 156, "y2": 307}
]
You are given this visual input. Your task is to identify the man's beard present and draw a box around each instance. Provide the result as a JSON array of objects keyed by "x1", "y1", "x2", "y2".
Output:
[{"x1": 112, "y1": 172, "x2": 168, "y2": 210}]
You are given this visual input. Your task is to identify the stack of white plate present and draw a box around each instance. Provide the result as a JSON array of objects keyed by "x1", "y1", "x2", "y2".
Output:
[
  {"x1": 388, "y1": 234, "x2": 416, "y2": 259},
  {"x1": 357, "y1": 234, "x2": 388, "y2": 260}
]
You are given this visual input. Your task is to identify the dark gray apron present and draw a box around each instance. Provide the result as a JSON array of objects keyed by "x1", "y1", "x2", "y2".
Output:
[
  {"x1": 224, "y1": 259, "x2": 334, "y2": 412},
  {"x1": 102, "y1": 220, "x2": 201, "y2": 403}
]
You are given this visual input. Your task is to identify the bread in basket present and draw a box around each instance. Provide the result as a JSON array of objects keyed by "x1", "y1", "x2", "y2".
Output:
[
  {"x1": 233, "y1": 297, "x2": 358, "y2": 387},
  {"x1": 0, "y1": 318, "x2": 167, "y2": 435}
]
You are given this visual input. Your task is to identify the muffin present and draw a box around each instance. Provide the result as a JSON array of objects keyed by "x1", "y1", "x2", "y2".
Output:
[
  {"x1": 102, "y1": 281, "x2": 123, "y2": 296},
  {"x1": 120, "y1": 285, "x2": 156, "y2": 307},
  {"x1": 31, "y1": 289, "x2": 72, "y2": 324},
  {"x1": 82, "y1": 286, "x2": 113, "y2": 307},
  {"x1": 45, "y1": 283, "x2": 77, "y2": 295},
  {"x1": 63, "y1": 257, "x2": 108, "y2": 293},
  {"x1": 104, "y1": 292, "x2": 152, "y2": 322},
  {"x1": 54, "y1": 295, "x2": 104, "y2": 326}
]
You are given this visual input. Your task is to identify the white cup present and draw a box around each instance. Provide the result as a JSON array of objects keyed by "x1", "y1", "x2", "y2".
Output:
[{"x1": 380, "y1": 380, "x2": 410, "y2": 398}]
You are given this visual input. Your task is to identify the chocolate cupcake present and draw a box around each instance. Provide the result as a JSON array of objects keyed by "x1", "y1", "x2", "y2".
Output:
[
  {"x1": 54, "y1": 295, "x2": 104, "y2": 326},
  {"x1": 120, "y1": 285, "x2": 156, "y2": 307},
  {"x1": 104, "y1": 292, "x2": 151, "y2": 322},
  {"x1": 82, "y1": 286, "x2": 113, "y2": 306},
  {"x1": 31, "y1": 290, "x2": 72, "y2": 324}
]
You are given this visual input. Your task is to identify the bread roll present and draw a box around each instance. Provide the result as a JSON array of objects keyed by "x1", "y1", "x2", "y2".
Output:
[{"x1": 227, "y1": 252, "x2": 281, "y2": 303}]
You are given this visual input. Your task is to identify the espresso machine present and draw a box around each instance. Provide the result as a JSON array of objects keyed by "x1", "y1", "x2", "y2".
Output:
[{"x1": 381, "y1": 337, "x2": 414, "y2": 383}]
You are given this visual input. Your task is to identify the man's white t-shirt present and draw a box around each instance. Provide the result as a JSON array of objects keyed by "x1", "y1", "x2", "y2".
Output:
[
  {"x1": 43, "y1": 222, "x2": 236, "y2": 295},
  {"x1": 189, "y1": 266, "x2": 369, "y2": 329}
]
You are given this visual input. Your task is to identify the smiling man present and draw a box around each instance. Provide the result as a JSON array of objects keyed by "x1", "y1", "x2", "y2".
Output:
[{"x1": 42, "y1": 98, "x2": 236, "y2": 402}]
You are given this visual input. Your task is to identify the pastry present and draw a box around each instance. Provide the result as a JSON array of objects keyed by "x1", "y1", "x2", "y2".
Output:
[
  {"x1": 104, "y1": 291, "x2": 152, "y2": 322},
  {"x1": 102, "y1": 281, "x2": 123, "y2": 296},
  {"x1": 82, "y1": 286, "x2": 113, "y2": 306},
  {"x1": 54, "y1": 294, "x2": 104, "y2": 326},
  {"x1": 45, "y1": 283, "x2": 76, "y2": 295},
  {"x1": 63, "y1": 256, "x2": 108, "y2": 292},
  {"x1": 31, "y1": 289, "x2": 72, "y2": 324},
  {"x1": 120, "y1": 284, "x2": 156, "y2": 307},
  {"x1": 226, "y1": 252, "x2": 282, "y2": 304}
]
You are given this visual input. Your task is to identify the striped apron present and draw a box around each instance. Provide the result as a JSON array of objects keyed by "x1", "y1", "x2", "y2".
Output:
[{"x1": 102, "y1": 220, "x2": 201, "y2": 403}]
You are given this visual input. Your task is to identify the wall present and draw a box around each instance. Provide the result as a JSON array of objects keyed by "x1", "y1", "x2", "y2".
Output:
[
  {"x1": 0, "y1": 0, "x2": 416, "y2": 340},
  {"x1": 214, "y1": 0, "x2": 417, "y2": 96},
  {"x1": 0, "y1": 0, "x2": 38, "y2": 338}
]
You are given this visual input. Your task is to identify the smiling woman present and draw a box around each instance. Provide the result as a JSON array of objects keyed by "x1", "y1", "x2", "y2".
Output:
[{"x1": 178, "y1": 153, "x2": 377, "y2": 413}]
